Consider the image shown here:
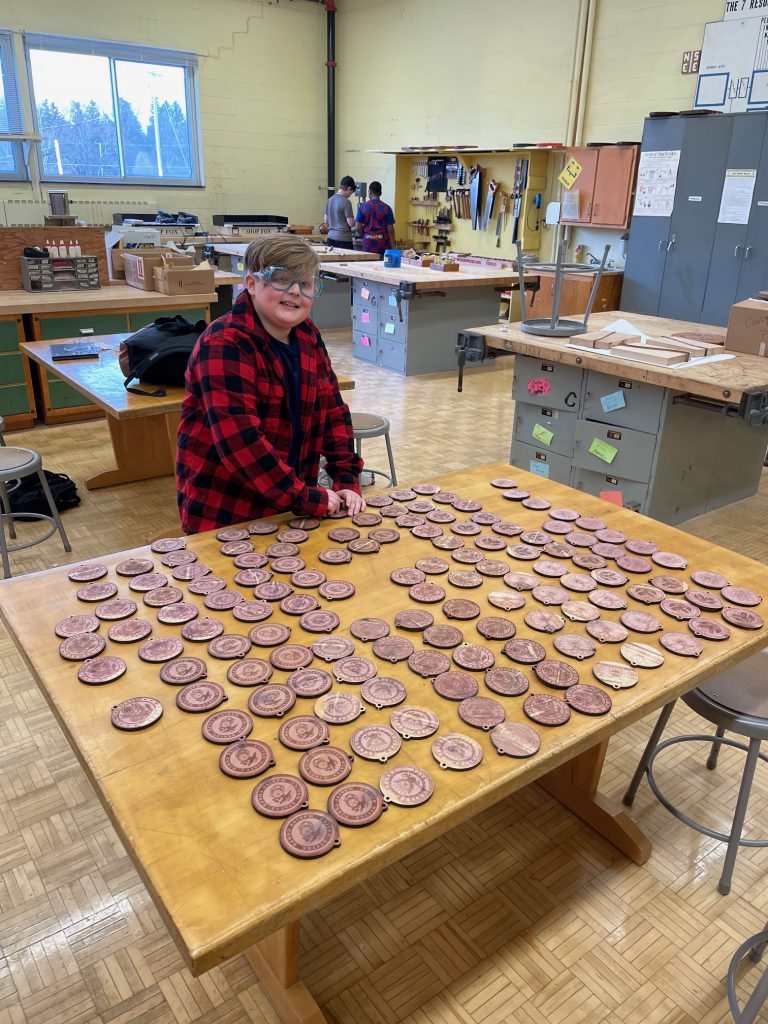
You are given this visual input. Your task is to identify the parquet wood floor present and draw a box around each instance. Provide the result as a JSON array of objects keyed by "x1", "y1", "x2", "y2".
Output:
[{"x1": 1, "y1": 332, "x2": 768, "y2": 1023}]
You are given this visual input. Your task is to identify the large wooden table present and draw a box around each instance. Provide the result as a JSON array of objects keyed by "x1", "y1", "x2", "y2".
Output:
[
  {"x1": 2, "y1": 463, "x2": 767, "y2": 1023},
  {"x1": 0, "y1": 284, "x2": 218, "y2": 317},
  {"x1": 214, "y1": 243, "x2": 379, "y2": 267},
  {"x1": 461, "y1": 311, "x2": 768, "y2": 524},
  {"x1": 20, "y1": 334, "x2": 355, "y2": 491}
]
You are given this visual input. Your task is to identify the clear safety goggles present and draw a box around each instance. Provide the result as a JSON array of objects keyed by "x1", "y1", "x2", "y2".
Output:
[{"x1": 254, "y1": 265, "x2": 324, "y2": 299}]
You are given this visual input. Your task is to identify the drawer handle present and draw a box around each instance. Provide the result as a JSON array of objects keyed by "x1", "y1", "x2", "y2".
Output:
[
  {"x1": 745, "y1": 245, "x2": 753, "y2": 259},
  {"x1": 666, "y1": 234, "x2": 676, "y2": 253},
  {"x1": 734, "y1": 244, "x2": 742, "y2": 258}
]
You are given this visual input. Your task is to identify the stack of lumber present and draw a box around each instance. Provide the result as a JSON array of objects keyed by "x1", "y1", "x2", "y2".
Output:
[{"x1": 569, "y1": 329, "x2": 724, "y2": 366}]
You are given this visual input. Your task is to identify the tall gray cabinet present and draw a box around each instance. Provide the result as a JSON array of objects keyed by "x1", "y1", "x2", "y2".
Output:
[{"x1": 621, "y1": 111, "x2": 768, "y2": 326}]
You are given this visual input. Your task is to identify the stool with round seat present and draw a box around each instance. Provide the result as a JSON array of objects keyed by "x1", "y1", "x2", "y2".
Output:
[
  {"x1": 351, "y1": 412, "x2": 397, "y2": 487},
  {"x1": 623, "y1": 649, "x2": 768, "y2": 895},
  {"x1": 727, "y1": 919, "x2": 768, "y2": 1023},
  {"x1": 0, "y1": 447, "x2": 72, "y2": 578}
]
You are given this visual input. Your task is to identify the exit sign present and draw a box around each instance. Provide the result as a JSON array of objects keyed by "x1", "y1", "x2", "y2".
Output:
[{"x1": 681, "y1": 49, "x2": 701, "y2": 74}]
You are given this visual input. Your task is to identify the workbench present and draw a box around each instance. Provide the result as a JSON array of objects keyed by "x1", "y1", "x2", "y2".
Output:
[
  {"x1": 459, "y1": 311, "x2": 768, "y2": 524},
  {"x1": 20, "y1": 334, "x2": 355, "y2": 490},
  {"x1": 2, "y1": 463, "x2": 766, "y2": 1024},
  {"x1": 321, "y1": 260, "x2": 529, "y2": 375},
  {"x1": 0, "y1": 286, "x2": 217, "y2": 428}
]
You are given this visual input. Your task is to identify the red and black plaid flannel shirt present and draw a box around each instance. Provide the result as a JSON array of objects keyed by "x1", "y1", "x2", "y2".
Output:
[{"x1": 176, "y1": 289, "x2": 362, "y2": 533}]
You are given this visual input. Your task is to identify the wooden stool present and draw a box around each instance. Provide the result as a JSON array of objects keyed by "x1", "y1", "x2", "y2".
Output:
[
  {"x1": 0, "y1": 447, "x2": 72, "y2": 578},
  {"x1": 623, "y1": 649, "x2": 768, "y2": 895},
  {"x1": 351, "y1": 412, "x2": 397, "y2": 487}
]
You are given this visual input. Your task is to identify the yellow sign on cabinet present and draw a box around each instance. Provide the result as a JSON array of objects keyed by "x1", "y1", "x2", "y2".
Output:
[{"x1": 558, "y1": 158, "x2": 583, "y2": 191}]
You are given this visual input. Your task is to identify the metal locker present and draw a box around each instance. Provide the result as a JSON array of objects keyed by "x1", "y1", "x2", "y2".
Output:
[
  {"x1": 352, "y1": 329, "x2": 377, "y2": 363},
  {"x1": 513, "y1": 402, "x2": 578, "y2": 457},
  {"x1": 582, "y1": 371, "x2": 664, "y2": 434},
  {"x1": 736, "y1": 115, "x2": 768, "y2": 304},
  {"x1": 352, "y1": 279, "x2": 379, "y2": 308},
  {"x1": 570, "y1": 466, "x2": 649, "y2": 513},
  {"x1": 620, "y1": 116, "x2": 683, "y2": 315},
  {"x1": 657, "y1": 113, "x2": 734, "y2": 322},
  {"x1": 702, "y1": 112, "x2": 768, "y2": 326},
  {"x1": 572, "y1": 420, "x2": 656, "y2": 484},
  {"x1": 510, "y1": 439, "x2": 572, "y2": 485},
  {"x1": 511, "y1": 356, "x2": 584, "y2": 412}
]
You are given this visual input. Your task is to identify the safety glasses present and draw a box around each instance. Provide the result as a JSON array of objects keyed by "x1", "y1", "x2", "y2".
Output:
[{"x1": 254, "y1": 266, "x2": 324, "y2": 299}]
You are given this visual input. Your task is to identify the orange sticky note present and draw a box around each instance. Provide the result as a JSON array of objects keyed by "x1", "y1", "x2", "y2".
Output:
[{"x1": 600, "y1": 490, "x2": 623, "y2": 507}]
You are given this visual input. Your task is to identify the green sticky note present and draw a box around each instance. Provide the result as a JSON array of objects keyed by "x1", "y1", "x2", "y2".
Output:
[
  {"x1": 589, "y1": 438, "x2": 618, "y2": 464},
  {"x1": 532, "y1": 423, "x2": 554, "y2": 447}
]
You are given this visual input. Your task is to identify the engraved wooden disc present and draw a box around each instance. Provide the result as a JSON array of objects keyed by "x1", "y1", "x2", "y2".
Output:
[
  {"x1": 390, "y1": 706, "x2": 440, "y2": 739},
  {"x1": 502, "y1": 488, "x2": 530, "y2": 501},
  {"x1": 447, "y1": 570, "x2": 483, "y2": 589},
  {"x1": 390, "y1": 567, "x2": 425, "y2": 586},
  {"x1": 319, "y1": 548, "x2": 353, "y2": 565},
  {"x1": 78, "y1": 656, "x2": 127, "y2": 685},
  {"x1": 219, "y1": 739, "x2": 274, "y2": 779},
  {"x1": 588, "y1": 590, "x2": 627, "y2": 611},
  {"x1": 115, "y1": 558, "x2": 154, "y2": 577},
  {"x1": 431, "y1": 534, "x2": 463, "y2": 550},
  {"x1": 314, "y1": 691, "x2": 365, "y2": 724},
  {"x1": 372, "y1": 636, "x2": 415, "y2": 662},
  {"x1": 347, "y1": 538, "x2": 381, "y2": 554},
  {"x1": 390, "y1": 488, "x2": 418, "y2": 501},
  {"x1": 248, "y1": 684, "x2": 297, "y2": 718},
  {"x1": 67, "y1": 562, "x2": 108, "y2": 582},
  {"x1": 157, "y1": 602, "x2": 199, "y2": 625},
  {"x1": 106, "y1": 619, "x2": 153, "y2": 644},
  {"x1": 627, "y1": 584, "x2": 665, "y2": 605},
  {"x1": 485, "y1": 666, "x2": 529, "y2": 697},
  {"x1": 593, "y1": 661, "x2": 640, "y2": 688},
  {"x1": 226, "y1": 659, "x2": 273, "y2": 686},
  {"x1": 270, "y1": 644, "x2": 314, "y2": 671},
  {"x1": 299, "y1": 610, "x2": 339, "y2": 634},
  {"x1": 591, "y1": 543, "x2": 624, "y2": 560},
  {"x1": 360, "y1": 676, "x2": 408, "y2": 709},
  {"x1": 507, "y1": 544, "x2": 540, "y2": 561},
  {"x1": 129, "y1": 572, "x2": 169, "y2": 593},
  {"x1": 394, "y1": 609, "x2": 434, "y2": 631},
  {"x1": 443, "y1": 598, "x2": 481, "y2": 620},
  {"x1": 172, "y1": 563, "x2": 212, "y2": 581},
  {"x1": 111, "y1": 696, "x2": 162, "y2": 730},
  {"x1": 247, "y1": 520, "x2": 279, "y2": 535},
  {"x1": 566, "y1": 683, "x2": 612, "y2": 715},
  {"x1": 585, "y1": 619, "x2": 629, "y2": 644},
  {"x1": 595, "y1": 528, "x2": 626, "y2": 545},
  {"x1": 59, "y1": 632, "x2": 107, "y2": 660},
  {"x1": 217, "y1": 527, "x2": 250, "y2": 542},
  {"x1": 476, "y1": 616, "x2": 516, "y2": 640},
  {"x1": 298, "y1": 746, "x2": 354, "y2": 786},
  {"x1": 502, "y1": 638, "x2": 546, "y2": 664},
  {"x1": 619, "y1": 642, "x2": 665, "y2": 669},
  {"x1": 616, "y1": 554, "x2": 653, "y2": 574},
  {"x1": 329, "y1": 655, "x2": 375, "y2": 684},
  {"x1": 652, "y1": 551, "x2": 687, "y2": 569},
  {"x1": 317, "y1": 580, "x2": 356, "y2": 601},
  {"x1": 188, "y1": 575, "x2": 228, "y2": 594},
  {"x1": 533, "y1": 560, "x2": 569, "y2": 579},
  {"x1": 504, "y1": 572, "x2": 539, "y2": 591},
  {"x1": 176, "y1": 681, "x2": 227, "y2": 713},
  {"x1": 523, "y1": 692, "x2": 571, "y2": 726},
  {"x1": 452, "y1": 644, "x2": 495, "y2": 671},
  {"x1": 721, "y1": 586, "x2": 762, "y2": 607},
  {"x1": 490, "y1": 477, "x2": 517, "y2": 488},
  {"x1": 625, "y1": 539, "x2": 659, "y2": 555},
  {"x1": 364, "y1": 495, "x2": 393, "y2": 508},
  {"x1": 368, "y1": 528, "x2": 400, "y2": 544},
  {"x1": 151, "y1": 537, "x2": 187, "y2": 553},
  {"x1": 433, "y1": 671, "x2": 478, "y2": 701},
  {"x1": 407, "y1": 649, "x2": 451, "y2": 678},
  {"x1": 252, "y1": 775, "x2": 308, "y2": 818},
  {"x1": 233, "y1": 552, "x2": 270, "y2": 569},
  {"x1": 138, "y1": 637, "x2": 184, "y2": 662},
  {"x1": 233, "y1": 600, "x2": 274, "y2": 623},
  {"x1": 474, "y1": 537, "x2": 507, "y2": 553},
  {"x1": 531, "y1": 585, "x2": 569, "y2": 606},
  {"x1": 291, "y1": 569, "x2": 326, "y2": 588},
  {"x1": 492, "y1": 521, "x2": 524, "y2": 537},
  {"x1": 650, "y1": 575, "x2": 688, "y2": 594},
  {"x1": 416, "y1": 557, "x2": 450, "y2": 575},
  {"x1": 327, "y1": 782, "x2": 386, "y2": 827},
  {"x1": 572, "y1": 552, "x2": 607, "y2": 571},
  {"x1": 409, "y1": 582, "x2": 446, "y2": 604},
  {"x1": 95, "y1": 598, "x2": 138, "y2": 621},
  {"x1": 311, "y1": 636, "x2": 355, "y2": 661},
  {"x1": 453, "y1": 498, "x2": 482, "y2": 512},
  {"x1": 289, "y1": 517, "x2": 321, "y2": 530},
  {"x1": 620, "y1": 611, "x2": 664, "y2": 634},
  {"x1": 271, "y1": 556, "x2": 307, "y2": 575},
  {"x1": 249, "y1": 623, "x2": 291, "y2": 646},
  {"x1": 690, "y1": 570, "x2": 729, "y2": 590},
  {"x1": 379, "y1": 764, "x2": 434, "y2": 806},
  {"x1": 534, "y1": 659, "x2": 579, "y2": 689},
  {"x1": 561, "y1": 600, "x2": 600, "y2": 623},
  {"x1": 553, "y1": 634, "x2": 596, "y2": 660},
  {"x1": 688, "y1": 617, "x2": 731, "y2": 641},
  {"x1": 159, "y1": 656, "x2": 208, "y2": 685},
  {"x1": 432, "y1": 733, "x2": 484, "y2": 770},
  {"x1": 458, "y1": 695, "x2": 505, "y2": 730},
  {"x1": 280, "y1": 594, "x2": 319, "y2": 616},
  {"x1": 277, "y1": 715, "x2": 329, "y2": 750},
  {"x1": 659, "y1": 632, "x2": 704, "y2": 657},
  {"x1": 350, "y1": 725, "x2": 402, "y2": 762},
  {"x1": 353, "y1": 512, "x2": 383, "y2": 526},
  {"x1": 721, "y1": 606, "x2": 764, "y2": 630},
  {"x1": 201, "y1": 709, "x2": 253, "y2": 743},
  {"x1": 277, "y1": 529, "x2": 309, "y2": 544},
  {"x1": 162, "y1": 550, "x2": 198, "y2": 568},
  {"x1": 143, "y1": 586, "x2": 185, "y2": 607},
  {"x1": 542, "y1": 520, "x2": 573, "y2": 536},
  {"x1": 350, "y1": 617, "x2": 390, "y2": 642},
  {"x1": 592, "y1": 568, "x2": 629, "y2": 588},
  {"x1": 560, "y1": 573, "x2": 597, "y2": 593},
  {"x1": 487, "y1": 591, "x2": 526, "y2": 612},
  {"x1": 565, "y1": 532, "x2": 597, "y2": 549},
  {"x1": 221, "y1": 541, "x2": 255, "y2": 557},
  {"x1": 77, "y1": 581, "x2": 118, "y2": 603},
  {"x1": 660, "y1": 598, "x2": 698, "y2": 621},
  {"x1": 55, "y1": 614, "x2": 100, "y2": 638},
  {"x1": 207, "y1": 634, "x2": 252, "y2": 660},
  {"x1": 687, "y1": 590, "x2": 724, "y2": 611},
  {"x1": 254, "y1": 581, "x2": 293, "y2": 602},
  {"x1": 491, "y1": 721, "x2": 541, "y2": 758}
]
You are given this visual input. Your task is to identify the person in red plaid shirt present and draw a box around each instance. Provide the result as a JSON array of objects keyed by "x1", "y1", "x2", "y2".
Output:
[{"x1": 177, "y1": 235, "x2": 365, "y2": 533}]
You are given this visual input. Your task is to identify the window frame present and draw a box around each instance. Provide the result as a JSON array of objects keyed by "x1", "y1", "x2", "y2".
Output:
[
  {"x1": 0, "y1": 29, "x2": 27, "y2": 181},
  {"x1": 24, "y1": 32, "x2": 204, "y2": 187}
]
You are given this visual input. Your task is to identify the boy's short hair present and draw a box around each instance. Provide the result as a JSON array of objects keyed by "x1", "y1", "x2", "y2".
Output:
[
  {"x1": 244, "y1": 235, "x2": 319, "y2": 279},
  {"x1": 340, "y1": 175, "x2": 356, "y2": 190},
  {"x1": 369, "y1": 181, "x2": 382, "y2": 196}
]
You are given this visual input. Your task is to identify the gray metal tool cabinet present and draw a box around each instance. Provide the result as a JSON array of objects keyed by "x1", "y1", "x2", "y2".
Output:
[
  {"x1": 349, "y1": 278, "x2": 506, "y2": 376},
  {"x1": 510, "y1": 355, "x2": 768, "y2": 524}
]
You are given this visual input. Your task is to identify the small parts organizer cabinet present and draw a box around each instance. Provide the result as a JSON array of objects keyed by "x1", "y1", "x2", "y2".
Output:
[
  {"x1": 350, "y1": 277, "x2": 503, "y2": 376},
  {"x1": 28, "y1": 304, "x2": 208, "y2": 425},
  {"x1": 510, "y1": 354, "x2": 768, "y2": 524},
  {"x1": 0, "y1": 316, "x2": 35, "y2": 430}
]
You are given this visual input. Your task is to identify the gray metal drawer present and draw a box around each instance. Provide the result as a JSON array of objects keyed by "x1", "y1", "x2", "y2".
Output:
[
  {"x1": 511, "y1": 355, "x2": 584, "y2": 412},
  {"x1": 352, "y1": 279, "x2": 379, "y2": 308},
  {"x1": 351, "y1": 304, "x2": 378, "y2": 334},
  {"x1": 352, "y1": 328, "x2": 377, "y2": 363},
  {"x1": 378, "y1": 309, "x2": 408, "y2": 344},
  {"x1": 583, "y1": 370, "x2": 664, "y2": 433},
  {"x1": 510, "y1": 439, "x2": 572, "y2": 485},
  {"x1": 513, "y1": 403, "x2": 578, "y2": 458},
  {"x1": 570, "y1": 466, "x2": 648, "y2": 514},
  {"x1": 377, "y1": 338, "x2": 406, "y2": 373},
  {"x1": 572, "y1": 419, "x2": 656, "y2": 483},
  {"x1": 379, "y1": 285, "x2": 403, "y2": 317}
]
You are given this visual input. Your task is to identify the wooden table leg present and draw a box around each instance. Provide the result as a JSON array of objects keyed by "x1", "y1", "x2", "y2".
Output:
[
  {"x1": 538, "y1": 740, "x2": 652, "y2": 865},
  {"x1": 245, "y1": 922, "x2": 327, "y2": 1024},
  {"x1": 85, "y1": 412, "x2": 179, "y2": 490}
]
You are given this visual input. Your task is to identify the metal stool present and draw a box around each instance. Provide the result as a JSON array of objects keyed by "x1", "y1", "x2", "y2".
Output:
[
  {"x1": 0, "y1": 447, "x2": 72, "y2": 578},
  {"x1": 351, "y1": 413, "x2": 397, "y2": 487},
  {"x1": 623, "y1": 649, "x2": 768, "y2": 895},
  {"x1": 727, "y1": 921, "x2": 768, "y2": 1023}
]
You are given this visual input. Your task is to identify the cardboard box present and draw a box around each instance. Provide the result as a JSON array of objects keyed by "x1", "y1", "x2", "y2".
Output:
[
  {"x1": 153, "y1": 265, "x2": 216, "y2": 296},
  {"x1": 104, "y1": 227, "x2": 161, "y2": 279},
  {"x1": 123, "y1": 250, "x2": 193, "y2": 291},
  {"x1": 725, "y1": 298, "x2": 768, "y2": 357}
]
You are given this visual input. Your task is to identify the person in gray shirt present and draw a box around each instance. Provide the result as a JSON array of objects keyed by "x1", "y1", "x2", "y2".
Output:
[{"x1": 323, "y1": 174, "x2": 356, "y2": 249}]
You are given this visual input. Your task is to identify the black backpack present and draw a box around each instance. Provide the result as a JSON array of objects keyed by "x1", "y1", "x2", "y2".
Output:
[
  {"x1": 9, "y1": 471, "x2": 80, "y2": 518},
  {"x1": 119, "y1": 315, "x2": 207, "y2": 397}
]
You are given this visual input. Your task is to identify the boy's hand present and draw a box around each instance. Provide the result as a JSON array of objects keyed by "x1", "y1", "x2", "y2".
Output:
[
  {"x1": 324, "y1": 488, "x2": 342, "y2": 515},
  {"x1": 336, "y1": 489, "x2": 366, "y2": 516}
]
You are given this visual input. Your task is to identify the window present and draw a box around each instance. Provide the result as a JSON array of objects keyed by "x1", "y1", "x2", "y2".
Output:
[
  {"x1": 25, "y1": 34, "x2": 202, "y2": 185},
  {"x1": 0, "y1": 31, "x2": 25, "y2": 180}
]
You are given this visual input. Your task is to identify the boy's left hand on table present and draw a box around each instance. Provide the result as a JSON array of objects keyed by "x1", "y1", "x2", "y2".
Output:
[{"x1": 336, "y1": 489, "x2": 366, "y2": 516}]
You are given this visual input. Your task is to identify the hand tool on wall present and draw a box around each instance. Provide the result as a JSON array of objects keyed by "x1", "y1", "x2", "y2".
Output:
[
  {"x1": 469, "y1": 164, "x2": 482, "y2": 230},
  {"x1": 495, "y1": 191, "x2": 508, "y2": 247},
  {"x1": 482, "y1": 178, "x2": 499, "y2": 230},
  {"x1": 511, "y1": 158, "x2": 529, "y2": 244}
]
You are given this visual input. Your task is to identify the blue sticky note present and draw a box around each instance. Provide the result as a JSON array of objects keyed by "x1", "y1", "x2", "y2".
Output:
[
  {"x1": 529, "y1": 460, "x2": 550, "y2": 478},
  {"x1": 600, "y1": 390, "x2": 626, "y2": 413},
  {"x1": 388, "y1": 293, "x2": 397, "y2": 307}
]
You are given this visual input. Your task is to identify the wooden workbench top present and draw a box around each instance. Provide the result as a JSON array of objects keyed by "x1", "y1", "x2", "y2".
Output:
[
  {"x1": 0, "y1": 285, "x2": 219, "y2": 316},
  {"x1": 21, "y1": 334, "x2": 354, "y2": 419},
  {"x1": 214, "y1": 243, "x2": 378, "y2": 263},
  {"x1": 466, "y1": 311, "x2": 764, "y2": 404},
  {"x1": 3, "y1": 462, "x2": 766, "y2": 974},
  {"x1": 319, "y1": 260, "x2": 528, "y2": 289}
]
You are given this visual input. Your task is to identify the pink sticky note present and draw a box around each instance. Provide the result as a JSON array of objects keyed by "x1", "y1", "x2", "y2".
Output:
[
  {"x1": 361, "y1": 310, "x2": 370, "y2": 323},
  {"x1": 361, "y1": 335, "x2": 371, "y2": 347},
  {"x1": 600, "y1": 490, "x2": 623, "y2": 507},
  {"x1": 361, "y1": 287, "x2": 370, "y2": 300}
]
